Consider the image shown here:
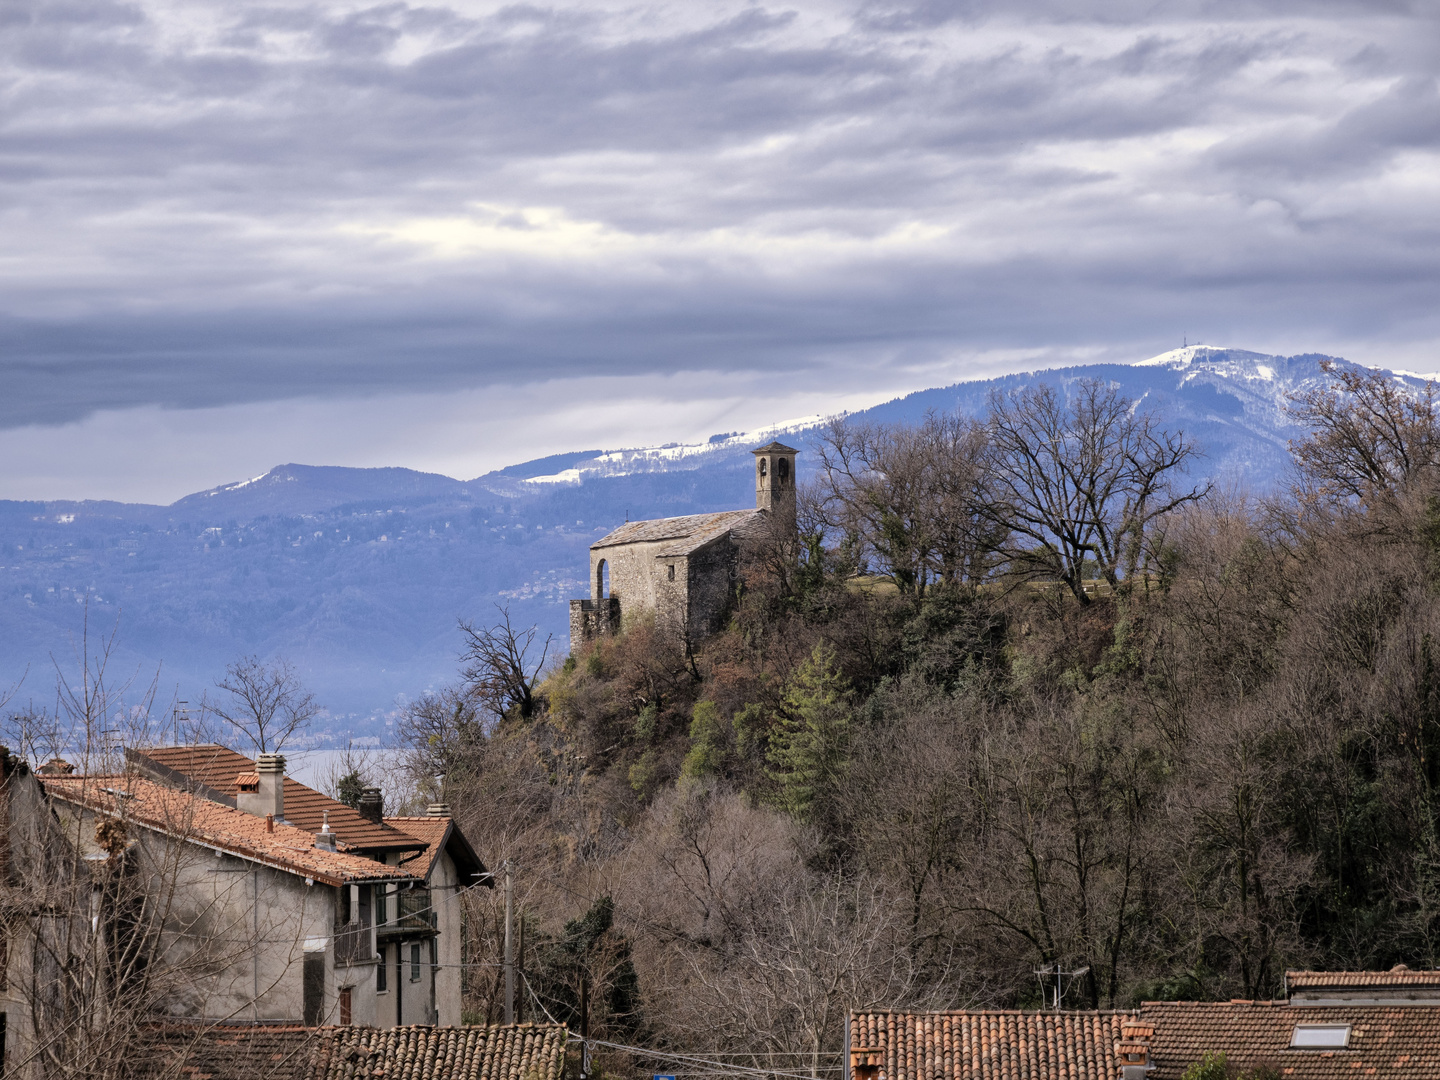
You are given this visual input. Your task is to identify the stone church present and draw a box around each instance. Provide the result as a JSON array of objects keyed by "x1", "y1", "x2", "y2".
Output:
[{"x1": 569, "y1": 441, "x2": 798, "y2": 647}]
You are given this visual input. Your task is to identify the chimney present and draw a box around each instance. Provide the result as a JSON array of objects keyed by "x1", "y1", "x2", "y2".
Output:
[
  {"x1": 1116, "y1": 1020, "x2": 1153, "y2": 1080},
  {"x1": 238, "y1": 753, "x2": 285, "y2": 821},
  {"x1": 358, "y1": 787, "x2": 384, "y2": 824},
  {"x1": 427, "y1": 802, "x2": 451, "y2": 817},
  {"x1": 315, "y1": 809, "x2": 338, "y2": 852},
  {"x1": 37, "y1": 758, "x2": 75, "y2": 776}
]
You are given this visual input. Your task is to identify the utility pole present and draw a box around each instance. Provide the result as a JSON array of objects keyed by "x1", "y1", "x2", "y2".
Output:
[
  {"x1": 504, "y1": 861, "x2": 515, "y2": 1025},
  {"x1": 517, "y1": 910, "x2": 526, "y2": 1024},
  {"x1": 579, "y1": 974, "x2": 590, "y2": 1080}
]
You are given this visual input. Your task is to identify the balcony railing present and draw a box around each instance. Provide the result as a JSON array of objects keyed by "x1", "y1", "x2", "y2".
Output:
[{"x1": 376, "y1": 887, "x2": 436, "y2": 935}]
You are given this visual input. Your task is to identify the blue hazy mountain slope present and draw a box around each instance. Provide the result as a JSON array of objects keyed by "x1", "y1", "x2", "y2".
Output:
[
  {"x1": 0, "y1": 348, "x2": 1416, "y2": 738},
  {"x1": 171, "y1": 464, "x2": 472, "y2": 518}
]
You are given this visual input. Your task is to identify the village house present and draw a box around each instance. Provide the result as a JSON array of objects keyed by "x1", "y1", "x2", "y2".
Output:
[
  {"x1": 0, "y1": 743, "x2": 488, "y2": 1076},
  {"x1": 849, "y1": 967, "x2": 1440, "y2": 1080},
  {"x1": 570, "y1": 440, "x2": 799, "y2": 647}
]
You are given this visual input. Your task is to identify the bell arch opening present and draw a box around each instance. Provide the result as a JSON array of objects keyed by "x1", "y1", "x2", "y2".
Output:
[{"x1": 595, "y1": 558, "x2": 610, "y2": 600}]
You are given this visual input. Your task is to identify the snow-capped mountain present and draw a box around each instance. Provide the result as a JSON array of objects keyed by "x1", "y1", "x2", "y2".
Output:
[
  {"x1": 0, "y1": 346, "x2": 1418, "y2": 730},
  {"x1": 492, "y1": 346, "x2": 1414, "y2": 494}
]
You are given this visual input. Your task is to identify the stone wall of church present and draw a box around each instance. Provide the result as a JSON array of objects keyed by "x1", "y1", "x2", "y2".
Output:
[{"x1": 684, "y1": 538, "x2": 740, "y2": 642}]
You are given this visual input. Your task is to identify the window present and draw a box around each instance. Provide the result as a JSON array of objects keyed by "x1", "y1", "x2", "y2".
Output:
[
  {"x1": 777, "y1": 458, "x2": 790, "y2": 481},
  {"x1": 376, "y1": 886, "x2": 388, "y2": 925},
  {"x1": 667, "y1": 564, "x2": 675, "y2": 581},
  {"x1": 377, "y1": 945, "x2": 388, "y2": 993},
  {"x1": 337, "y1": 884, "x2": 351, "y2": 926},
  {"x1": 302, "y1": 952, "x2": 325, "y2": 1026},
  {"x1": 758, "y1": 459, "x2": 768, "y2": 477},
  {"x1": 411, "y1": 942, "x2": 422, "y2": 982},
  {"x1": 1291, "y1": 1025, "x2": 1350, "y2": 1048},
  {"x1": 339, "y1": 987, "x2": 353, "y2": 1026}
]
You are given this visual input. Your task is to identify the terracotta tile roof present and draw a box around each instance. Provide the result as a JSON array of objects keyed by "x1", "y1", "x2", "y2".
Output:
[
  {"x1": 592, "y1": 510, "x2": 760, "y2": 552},
  {"x1": 1143, "y1": 1000, "x2": 1440, "y2": 1079},
  {"x1": 1287, "y1": 968, "x2": 1440, "y2": 989},
  {"x1": 135, "y1": 1024, "x2": 318, "y2": 1080},
  {"x1": 308, "y1": 1023, "x2": 568, "y2": 1080},
  {"x1": 384, "y1": 816, "x2": 450, "y2": 880},
  {"x1": 858, "y1": 1003, "x2": 1440, "y2": 1080},
  {"x1": 849, "y1": 1010, "x2": 1130, "y2": 1080},
  {"x1": 132, "y1": 1024, "x2": 567, "y2": 1080},
  {"x1": 131, "y1": 746, "x2": 425, "y2": 854},
  {"x1": 385, "y1": 816, "x2": 491, "y2": 886},
  {"x1": 41, "y1": 775, "x2": 422, "y2": 888}
]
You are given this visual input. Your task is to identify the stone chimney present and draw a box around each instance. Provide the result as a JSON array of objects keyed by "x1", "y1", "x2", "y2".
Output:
[
  {"x1": 426, "y1": 802, "x2": 451, "y2": 817},
  {"x1": 358, "y1": 787, "x2": 383, "y2": 824},
  {"x1": 237, "y1": 753, "x2": 285, "y2": 821},
  {"x1": 37, "y1": 758, "x2": 75, "y2": 776},
  {"x1": 1116, "y1": 1020, "x2": 1153, "y2": 1080}
]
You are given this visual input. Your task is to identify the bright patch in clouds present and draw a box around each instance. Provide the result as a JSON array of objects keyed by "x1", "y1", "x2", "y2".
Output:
[{"x1": 3, "y1": 0, "x2": 1440, "y2": 498}]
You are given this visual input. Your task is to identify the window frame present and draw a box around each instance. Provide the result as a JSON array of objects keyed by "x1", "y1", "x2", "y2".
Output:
[
  {"x1": 1290, "y1": 1024, "x2": 1351, "y2": 1049},
  {"x1": 411, "y1": 942, "x2": 422, "y2": 982}
]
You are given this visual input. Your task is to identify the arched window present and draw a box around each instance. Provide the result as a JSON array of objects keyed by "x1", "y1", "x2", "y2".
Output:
[
  {"x1": 777, "y1": 457, "x2": 790, "y2": 482},
  {"x1": 758, "y1": 458, "x2": 768, "y2": 477},
  {"x1": 595, "y1": 559, "x2": 609, "y2": 600}
]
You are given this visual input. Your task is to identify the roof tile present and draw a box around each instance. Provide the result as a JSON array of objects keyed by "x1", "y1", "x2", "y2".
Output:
[
  {"x1": 42, "y1": 775, "x2": 421, "y2": 888},
  {"x1": 858, "y1": 1002, "x2": 1440, "y2": 1080},
  {"x1": 132, "y1": 1024, "x2": 567, "y2": 1080},
  {"x1": 592, "y1": 510, "x2": 760, "y2": 552},
  {"x1": 133, "y1": 746, "x2": 424, "y2": 853}
]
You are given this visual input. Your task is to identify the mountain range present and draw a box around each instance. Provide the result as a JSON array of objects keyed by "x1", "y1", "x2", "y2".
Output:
[{"x1": 0, "y1": 347, "x2": 1416, "y2": 741}]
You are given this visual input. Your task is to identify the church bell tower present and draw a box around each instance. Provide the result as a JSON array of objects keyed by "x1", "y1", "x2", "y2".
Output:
[{"x1": 752, "y1": 441, "x2": 799, "y2": 526}]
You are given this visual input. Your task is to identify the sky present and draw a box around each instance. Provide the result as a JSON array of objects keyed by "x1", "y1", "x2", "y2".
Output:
[{"x1": 4, "y1": 0, "x2": 1439, "y2": 503}]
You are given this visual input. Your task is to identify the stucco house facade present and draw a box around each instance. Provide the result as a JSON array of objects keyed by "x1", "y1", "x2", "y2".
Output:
[{"x1": 0, "y1": 744, "x2": 488, "y2": 1077}]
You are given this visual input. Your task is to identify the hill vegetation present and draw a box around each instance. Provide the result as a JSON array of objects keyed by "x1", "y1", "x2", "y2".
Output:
[{"x1": 392, "y1": 364, "x2": 1440, "y2": 1062}]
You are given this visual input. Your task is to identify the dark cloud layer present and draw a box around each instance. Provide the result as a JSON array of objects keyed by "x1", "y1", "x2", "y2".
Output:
[{"x1": 3, "y1": 0, "x2": 1440, "y2": 432}]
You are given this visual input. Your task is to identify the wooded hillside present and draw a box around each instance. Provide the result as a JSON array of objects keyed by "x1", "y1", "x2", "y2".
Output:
[{"x1": 400, "y1": 364, "x2": 1440, "y2": 1065}]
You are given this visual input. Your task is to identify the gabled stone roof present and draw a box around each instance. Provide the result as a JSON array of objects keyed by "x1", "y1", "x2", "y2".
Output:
[
  {"x1": 592, "y1": 509, "x2": 761, "y2": 552},
  {"x1": 42, "y1": 775, "x2": 422, "y2": 888},
  {"x1": 133, "y1": 1023, "x2": 568, "y2": 1080}
]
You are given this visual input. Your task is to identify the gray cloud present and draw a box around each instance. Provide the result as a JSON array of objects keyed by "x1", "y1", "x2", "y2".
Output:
[{"x1": 2, "y1": 0, "x2": 1439, "y2": 445}]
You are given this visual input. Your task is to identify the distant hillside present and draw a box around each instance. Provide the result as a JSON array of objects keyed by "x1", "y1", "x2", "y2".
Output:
[{"x1": 0, "y1": 347, "x2": 1404, "y2": 739}]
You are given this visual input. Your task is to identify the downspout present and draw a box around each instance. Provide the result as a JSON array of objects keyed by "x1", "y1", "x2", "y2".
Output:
[{"x1": 252, "y1": 869, "x2": 260, "y2": 1019}]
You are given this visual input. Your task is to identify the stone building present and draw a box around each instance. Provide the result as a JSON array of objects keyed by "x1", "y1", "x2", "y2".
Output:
[{"x1": 570, "y1": 441, "x2": 798, "y2": 647}]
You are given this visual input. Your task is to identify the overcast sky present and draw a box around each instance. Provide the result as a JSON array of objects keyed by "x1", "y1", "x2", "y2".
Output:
[{"x1": 3, "y1": 0, "x2": 1438, "y2": 501}]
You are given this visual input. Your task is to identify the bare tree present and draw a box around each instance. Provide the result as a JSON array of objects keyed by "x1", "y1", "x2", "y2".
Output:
[
  {"x1": 209, "y1": 655, "x2": 319, "y2": 753},
  {"x1": 814, "y1": 412, "x2": 999, "y2": 597},
  {"x1": 1288, "y1": 360, "x2": 1440, "y2": 505},
  {"x1": 985, "y1": 379, "x2": 1210, "y2": 603},
  {"x1": 460, "y1": 606, "x2": 552, "y2": 722}
]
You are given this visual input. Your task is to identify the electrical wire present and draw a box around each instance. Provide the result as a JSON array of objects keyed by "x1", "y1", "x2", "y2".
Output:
[{"x1": 580, "y1": 1037, "x2": 844, "y2": 1080}]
